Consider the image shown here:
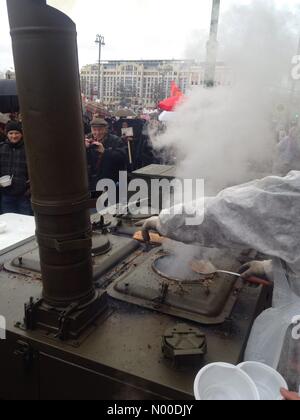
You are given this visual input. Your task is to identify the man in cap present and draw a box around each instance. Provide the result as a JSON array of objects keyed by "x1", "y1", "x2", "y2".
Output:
[
  {"x1": 0, "y1": 121, "x2": 32, "y2": 215},
  {"x1": 85, "y1": 118, "x2": 127, "y2": 193}
]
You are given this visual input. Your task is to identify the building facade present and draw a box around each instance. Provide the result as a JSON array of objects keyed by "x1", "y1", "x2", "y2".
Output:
[{"x1": 80, "y1": 60, "x2": 232, "y2": 107}]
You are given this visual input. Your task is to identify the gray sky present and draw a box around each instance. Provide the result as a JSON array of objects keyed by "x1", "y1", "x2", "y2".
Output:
[{"x1": 1, "y1": 0, "x2": 300, "y2": 72}]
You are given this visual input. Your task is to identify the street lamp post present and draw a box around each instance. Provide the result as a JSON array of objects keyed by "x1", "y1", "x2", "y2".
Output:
[
  {"x1": 204, "y1": 0, "x2": 221, "y2": 87},
  {"x1": 95, "y1": 34, "x2": 105, "y2": 101}
]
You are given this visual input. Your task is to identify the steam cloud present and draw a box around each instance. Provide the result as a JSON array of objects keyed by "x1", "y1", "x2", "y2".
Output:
[
  {"x1": 48, "y1": 0, "x2": 77, "y2": 14},
  {"x1": 153, "y1": 0, "x2": 300, "y2": 195}
]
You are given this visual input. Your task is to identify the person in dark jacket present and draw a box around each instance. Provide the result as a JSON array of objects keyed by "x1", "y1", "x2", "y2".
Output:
[
  {"x1": 0, "y1": 121, "x2": 32, "y2": 215},
  {"x1": 85, "y1": 118, "x2": 127, "y2": 194}
]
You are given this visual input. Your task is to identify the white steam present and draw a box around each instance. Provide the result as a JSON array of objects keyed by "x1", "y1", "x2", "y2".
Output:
[
  {"x1": 48, "y1": 0, "x2": 77, "y2": 14},
  {"x1": 154, "y1": 0, "x2": 300, "y2": 195}
]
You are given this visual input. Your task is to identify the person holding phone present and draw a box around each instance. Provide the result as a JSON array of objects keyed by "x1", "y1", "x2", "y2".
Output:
[{"x1": 85, "y1": 118, "x2": 127, "y2": 195}]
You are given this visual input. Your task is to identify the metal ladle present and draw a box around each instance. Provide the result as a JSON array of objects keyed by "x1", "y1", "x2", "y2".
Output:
[{"x1": 190, "y1": 260, "x2": 273, "y2": 287}]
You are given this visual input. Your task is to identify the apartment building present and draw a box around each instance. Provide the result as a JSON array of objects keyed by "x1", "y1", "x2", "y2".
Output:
[{"x1": 80, "y1": 60, "x2": 232, "y2": 107}]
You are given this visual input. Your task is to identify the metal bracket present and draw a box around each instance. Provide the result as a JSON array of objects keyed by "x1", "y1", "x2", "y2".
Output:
[
  {"x1": 56, "y1": 301, "x2": 80, "y2": 340},
  {"x1": 92, "y1": 215, "x2": 112, "y2": 234},
  {"x1": 37, "y1": 234, "x2": 92, "y2": 252},
  {"x1": 162, "y1": 323, "x2": 207, "y2": 365},
  {"x1": 18, "y1": 291, "x2": 108, "y2": 343},
  {"x1": 24, "y1": 297, "x2": 42, "y2": 330}
]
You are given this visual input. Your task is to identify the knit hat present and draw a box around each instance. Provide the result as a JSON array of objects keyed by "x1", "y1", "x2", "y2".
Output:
[
  {"x1": 91, "y1": 118, "x2": 108, "y2": 127},
  {"x1": 6, "y1": 121, "x2": 23, "y2": 134}
]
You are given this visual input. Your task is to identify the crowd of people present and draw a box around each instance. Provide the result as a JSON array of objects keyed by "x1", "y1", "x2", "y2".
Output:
[
  {"x1": 0, "y1": 111, "x2": 173, "y2": 215},
  {"x1": 1, "y1": 110, "x2": 300, "y2": 217},
  {"x1": 84, "y1": 113, "x2": 176, "y2": 199}
]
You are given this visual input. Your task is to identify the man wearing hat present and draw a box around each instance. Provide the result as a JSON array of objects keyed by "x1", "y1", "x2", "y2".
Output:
[
  {"x1": 85, "y1": 118, "x2": 127, "y2": 193},
  {"x1": 0, "y1": 121, "x2": 32, "y2": 215}
]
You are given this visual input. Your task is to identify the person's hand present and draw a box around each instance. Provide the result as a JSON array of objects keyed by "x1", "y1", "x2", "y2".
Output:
[
  {"x1": 239, "y1": 260, "x2": 272, "y2": 281},
  {"x1": 135, "y1": 216, "x2": 159, "y2": 242},
  {"x1": 280, "y1": 388, "x2": 300, "y2": 401},
  {"x1": 92, "y1": 141, "x2": 105, "y2": 154},
  {"x1": 98, "y1": 142, "x2": 105, "y2": 154}
]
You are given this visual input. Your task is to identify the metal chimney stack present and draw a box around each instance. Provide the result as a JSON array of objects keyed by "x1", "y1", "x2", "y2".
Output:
[{"x1": 7, "y1": 0, "x2": 106, "y2": 339}]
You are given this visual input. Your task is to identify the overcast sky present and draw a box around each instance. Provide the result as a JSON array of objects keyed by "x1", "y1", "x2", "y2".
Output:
[{"x1": 1, "y1": 0, "x2": 300, "y2": 72}]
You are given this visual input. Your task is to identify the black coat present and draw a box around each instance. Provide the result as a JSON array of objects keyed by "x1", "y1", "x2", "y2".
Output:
[
  {"x1": 134, "y1": 134, "x2": 159, "y2": 169},
  {"x1": 0, "y1": 132, "x2": 6, "y2": 144},
  {"x1": 0, "y1": 140, "x2": 29, "y2": 196},
  {"x1": 86, "y1": 133, "x2": 127, "y2": 190}
]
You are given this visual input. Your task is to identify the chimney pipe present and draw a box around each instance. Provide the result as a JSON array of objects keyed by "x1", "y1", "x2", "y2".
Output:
[{"x1": 7, "y1": 0, "x2": 94, "y2": 308}]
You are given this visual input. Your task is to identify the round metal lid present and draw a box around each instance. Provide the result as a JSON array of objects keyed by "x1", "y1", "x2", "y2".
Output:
[{"x1": 91, "y1": 234, "x2": 112, "y2": 257}]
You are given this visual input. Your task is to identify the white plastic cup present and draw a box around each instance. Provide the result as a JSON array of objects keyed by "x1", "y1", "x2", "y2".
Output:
[
  {"x1": 194, "y1": 362, "x2": 260, "y2": 400},
  {"x1": 0, "y1": 176, "x2": 12, "y2": 188},
  {"x1": 238, "y1": 362, "x2": 288, "y2": 401}
]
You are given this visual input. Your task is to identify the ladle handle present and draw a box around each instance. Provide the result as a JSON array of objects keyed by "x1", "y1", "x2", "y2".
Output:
[
  {"x1": 247, "y1": 276, "x2": 273, "y2": 287},
  {"x1": 217, "y1": 270, "x2": 240, "y2": 277},
  {"x1": 217, "y1": 270, "x2": 273, "y2": 287}
]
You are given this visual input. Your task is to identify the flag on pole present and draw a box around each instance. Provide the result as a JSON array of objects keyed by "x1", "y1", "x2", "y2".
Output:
[{"x1": 158, "y1": 81, "x2": 184, "y2": 111}]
